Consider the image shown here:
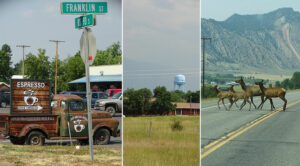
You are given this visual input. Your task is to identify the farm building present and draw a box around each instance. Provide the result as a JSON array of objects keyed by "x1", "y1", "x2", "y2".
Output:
[
  {"x1": 0, "y1": 82, "x2": 9, "y2": 90},
  {"x1": 170, "y1": 102, "x2": 200, "y2": 116}
]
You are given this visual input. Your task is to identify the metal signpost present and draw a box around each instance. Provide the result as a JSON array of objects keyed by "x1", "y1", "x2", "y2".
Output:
[{"x1": 61, "y1": 1, "x2": 107, "y2": 161}]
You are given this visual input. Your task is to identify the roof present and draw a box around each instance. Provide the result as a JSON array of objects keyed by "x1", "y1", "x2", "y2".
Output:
[
  {"x1": 0, "y1": 82, "x2": 9, "y2": 87},
  {"x1": 172, "y1": 102, "x2": 200, "y2": 109},
  {"x1": 53, "y1": 94, "x2": 82, "y2": 100},
  {"x1": 69, "y1": 74, "x2": 122, "y2": 84}
]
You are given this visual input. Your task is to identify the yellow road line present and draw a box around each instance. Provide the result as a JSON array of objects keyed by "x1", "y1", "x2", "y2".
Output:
[{"x1": 201, "y1": 99, "x2": 300, "y2": 159}]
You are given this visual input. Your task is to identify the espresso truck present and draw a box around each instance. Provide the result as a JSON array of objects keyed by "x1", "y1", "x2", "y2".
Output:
[{"x1": 0, "y1": 79, "x2": 119, "y2": 145}]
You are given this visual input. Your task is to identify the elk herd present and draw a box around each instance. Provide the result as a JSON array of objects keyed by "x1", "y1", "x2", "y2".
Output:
[{"x1": 212, "y1": 77, "x2": 287, "y2": 111}]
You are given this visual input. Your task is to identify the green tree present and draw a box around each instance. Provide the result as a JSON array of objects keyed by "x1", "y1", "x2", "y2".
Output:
[
  {"x1": 275, "y1": 81, "x2": 281, "y2": 88},
  {"x1": 137, "y1": 88, "x2": 152, "y2": 113},
  {"x1": 151, "y1": 86, "x2": 176, "y2": 115},
  {"x1": 25, "y1": 49, "x2": 51, "y2": 80},
  {"x1": 13, "y1": 61, "x2": 22, "y2": 75},
  {"x1": 0, "y1": 44, "x2": 13, "y2": 82},
  {"x1": 186, "y1": 90, "x2": 200, "y2": 103},
  {"x1": 92, "y1": 42, "x2": 122, "y2": 65},
  {"x1": 170, "y1": 90, "x2": 186, "y2": 102},
  {"x1": 123, "y1": 89, "x2": 142, "y2": 115},
  {"x1": 281, "y1": 79, "x2": 290, "y2": 89},
  {"x1": 291, "y1": 72, "x2": 300, "y2": 89}
]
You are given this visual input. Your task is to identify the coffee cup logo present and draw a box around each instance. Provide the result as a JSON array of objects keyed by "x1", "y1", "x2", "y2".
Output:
[
  {"x1": 74, "y1": 119, "x2": 85, "y2": 132},
  {"x1": 24, "y1": 96, "x2": 39, "y2": 106}
]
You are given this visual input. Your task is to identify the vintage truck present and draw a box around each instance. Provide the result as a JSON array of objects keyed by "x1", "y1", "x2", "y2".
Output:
[{"x1": 0, "y1": 80, "x2": 119, "y2": 145}]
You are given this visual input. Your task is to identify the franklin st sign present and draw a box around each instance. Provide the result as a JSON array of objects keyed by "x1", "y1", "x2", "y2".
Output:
[{"x1": 61, "y1": 2, "x2": 107, "y2": 14}]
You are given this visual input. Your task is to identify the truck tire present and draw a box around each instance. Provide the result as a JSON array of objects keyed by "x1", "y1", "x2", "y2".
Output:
[
  {"x1": 1, "y1": 102, "x2": 6, "y2": 108},
  {"x1": 106, "y1": 106, "x2": 116, "y2": 116},
  {"x1": 94, "y1": 128, "x2": 110, "y2": 145},
  {"x1": 10, "y1": 137, "x2": 25, "y2": 145},
  {"x1": 26, "y1": 131, "x2": 45, "y2": 145}
]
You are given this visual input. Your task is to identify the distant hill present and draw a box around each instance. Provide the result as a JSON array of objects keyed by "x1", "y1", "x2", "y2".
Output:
[{"x1": 202, "y1": 8, "x2": 300, "y2": 75}]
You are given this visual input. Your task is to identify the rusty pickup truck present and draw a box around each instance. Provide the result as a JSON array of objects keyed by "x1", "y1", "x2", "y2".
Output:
[{"x1": 0, "y1": 79, "x2": 119, "y2": 145}]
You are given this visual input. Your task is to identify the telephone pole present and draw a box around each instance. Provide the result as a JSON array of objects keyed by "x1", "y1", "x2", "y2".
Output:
[
  {"x1": 201, "y1": 37, "x2": 211, "y2": 97},
  {"x1": 49, "y1": 40, "x2": 65, "y2": 94},
  {"x1": 16, "y1": 45, "x2": 31, "y2": 79}
]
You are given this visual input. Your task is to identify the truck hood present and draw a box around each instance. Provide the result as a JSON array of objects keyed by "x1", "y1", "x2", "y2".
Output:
[
  {"x1": 91, "y1": 110, "x2": 112, "y2": 119},
  {"x1": 97, "y1": 98, "x2": 119, "y2": 103}
]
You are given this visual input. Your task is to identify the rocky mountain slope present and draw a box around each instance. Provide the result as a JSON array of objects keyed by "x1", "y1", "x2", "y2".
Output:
[{"x1": 202, "y1": 8, "x2": 300, "y2": 74}]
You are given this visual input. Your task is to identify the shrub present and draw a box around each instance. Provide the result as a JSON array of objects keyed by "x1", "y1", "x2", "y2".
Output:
[{"x1": 170, "y1": 118, "x2": 183, "y2": 131}]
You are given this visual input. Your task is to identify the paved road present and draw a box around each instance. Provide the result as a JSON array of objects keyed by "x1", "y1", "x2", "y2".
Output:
[
  {"x1": 0, "y1": 109, "x2": 122, "y2": 148},
  {"x1": 201, "y1": 91, "x2": 300, "y2": 165}
]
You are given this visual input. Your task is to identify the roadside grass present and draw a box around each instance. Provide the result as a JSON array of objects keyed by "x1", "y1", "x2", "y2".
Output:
[
  {"x1": 0, "y1": 144, "x2": 121, "y2": 166},
  {"x1": 123, "y1": 116, "x2": 200, "y2": 166}
]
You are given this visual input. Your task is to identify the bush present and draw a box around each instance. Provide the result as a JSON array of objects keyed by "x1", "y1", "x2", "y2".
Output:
[{"x1": 170, "y1": 118, "x2": 183, "y2": 131}]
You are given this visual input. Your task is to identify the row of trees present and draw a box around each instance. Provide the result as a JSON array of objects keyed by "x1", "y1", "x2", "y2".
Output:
[
  {"x1": 0, "y1": 42, "x2": 121, "y2": 92},
  {"x1": 275, "y1": 72, "x2": 300, "y2": 90},
  {"x1": 123, "y1": 86, "x2": 200, "y2": 115}
]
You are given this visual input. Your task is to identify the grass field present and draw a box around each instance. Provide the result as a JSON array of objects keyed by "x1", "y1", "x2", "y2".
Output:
[
  {"x1": 0, "y1": 144, "x2": 121, "y2": 166},
  {"x1": 123, "y1": 116, "x2": 200, "y2": 166}
]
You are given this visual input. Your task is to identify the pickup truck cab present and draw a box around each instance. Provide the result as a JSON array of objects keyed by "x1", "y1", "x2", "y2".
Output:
[
  {"x1": 94, "y1": 92, "x2": 122, "y2": 116},
  {"x1": 0, "y1": 94, "x2": 119, "y2": 145}
]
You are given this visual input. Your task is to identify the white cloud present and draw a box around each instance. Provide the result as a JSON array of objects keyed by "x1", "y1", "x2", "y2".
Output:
[{"x1": 21, "y1": 10, "x2": 34, "y2": 18}]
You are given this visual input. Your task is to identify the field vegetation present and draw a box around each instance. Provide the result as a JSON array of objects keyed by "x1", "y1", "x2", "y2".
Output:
[
  {"x1": 0, "y1": 144, "x2": 121, "y2": 166},
  {"x1": 123, "y1": 116, "x2": 200, "y2": 166}
]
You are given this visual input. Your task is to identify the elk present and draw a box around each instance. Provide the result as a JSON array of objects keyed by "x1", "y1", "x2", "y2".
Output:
[
  {"x1": 235, "y1": 77, "x2": 264, "y2": 109},
  {"x1": 228, "y1": 85, "x2": 252, "y2": 111},
  {"x1": 255, "y1": 80, "x2": 287, "y2": 111},
  {"x1": 212, "y1": 85, "x2": 234, "y2": 111}
]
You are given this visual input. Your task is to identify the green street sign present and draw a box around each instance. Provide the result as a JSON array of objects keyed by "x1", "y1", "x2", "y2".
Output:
[
  {"x1": 75, "y1": 14, "x2": 95, "y2": 29},
  {"x1": 61, "y1": 2, "x2": 107, "y2": 14}
]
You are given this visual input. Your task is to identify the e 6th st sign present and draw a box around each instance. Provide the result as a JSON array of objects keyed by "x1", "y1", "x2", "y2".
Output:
[{"x1": 61, "y1": 2, "x2": 107, "y2": 14}]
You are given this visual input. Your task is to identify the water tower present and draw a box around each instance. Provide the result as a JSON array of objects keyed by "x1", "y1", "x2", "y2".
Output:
[{"x1": 174, "y1": 74, "x2": 186, "y2": 92}]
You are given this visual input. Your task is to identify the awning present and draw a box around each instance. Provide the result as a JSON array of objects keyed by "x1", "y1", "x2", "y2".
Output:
[{"x1": 69, "y1": 75, "x2": 122, "y2": 84}]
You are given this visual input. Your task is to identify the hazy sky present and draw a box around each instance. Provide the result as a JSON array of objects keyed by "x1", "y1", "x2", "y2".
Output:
[
  {"x1": 0, "y1": 0, "x2": 121, "y2": 64},
  {"x1": 123, "y1": 0, "x2": 200, "y2": 91},
  {"x1": 202, "y1": 0, "x2": 300, "y2": 21}
]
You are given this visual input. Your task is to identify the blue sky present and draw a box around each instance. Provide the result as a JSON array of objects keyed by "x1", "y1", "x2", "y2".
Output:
[
  {"x1": 202, "y1": 0, "x2": 300, "y2": 21},
  {"x1": 0, "y1": 0, "x2": 121, "y2": 64},
  {"x1": 123, "y1": 0, "x2": 200, "y2": 91}
]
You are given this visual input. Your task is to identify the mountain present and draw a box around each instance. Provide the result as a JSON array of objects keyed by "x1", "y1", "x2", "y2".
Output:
[{"x1": 202, "y1": 8, "x2": 300, "y2": 74}]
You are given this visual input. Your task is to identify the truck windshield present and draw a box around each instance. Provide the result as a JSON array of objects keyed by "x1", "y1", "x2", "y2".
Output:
[
  {"x1": 112, "y1": 92, "x2": 122, "y2": 99},
  {"x1": 70, "y1": 100, "x2": 84, "y2": 111}
]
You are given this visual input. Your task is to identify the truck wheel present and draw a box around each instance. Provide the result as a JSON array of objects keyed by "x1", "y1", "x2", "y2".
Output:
[
  {"x1": 94, "y1": 128, "x2": 110, "y2": 145},
  {"x1": 106, "y1": 106, "x2": 116, "y2": 116},
  {"x1": 78, "y1": 139, "x2": 89, "y2": 145},
  {"x1": 1, "y1": 102, "x2": 6, "y2": 108},
  {"x1": 10, "y1": 137, "x2": 25, "y2": 145},
  {"x1": 26, "y1": 131, "x2": 45, "y2": 145}
]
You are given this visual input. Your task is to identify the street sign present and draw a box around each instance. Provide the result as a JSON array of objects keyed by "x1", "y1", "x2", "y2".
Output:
[
  {"x1": 61, "y1": 2, "x2": 107, "y2": 14},
  {"x1": 75, "y1": 14, "x2": 96, "y2": 29},
  {"x1": 80, "y1": 28, "x2": 97, "y2": 65}
]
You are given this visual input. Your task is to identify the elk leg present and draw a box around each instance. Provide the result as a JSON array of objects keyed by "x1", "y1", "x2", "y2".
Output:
[
  {"x1": 269, "y1": 98, "x2": 275, "y2": 111},
  {"x1": 217, "y1": 98, "x2": 221, "y2": 110},
  {"x1": 259, "y1": 97, "x2": 268, "y2": 110},
  {"x1": 247, "y1": 99, "x2": 252, "y2": 111},
  {"x1": 240, "y1": 100, "x2": 246, "y2": 110},
  {"x1": 251, "y1": 96, "x2": 257, "y2": 109},
  {"x1": 280, "y1": 95, "x2": 287, "y2": 111},
  {"x1": 222, "y1": 98, "x2": 228, "y2": 111}
]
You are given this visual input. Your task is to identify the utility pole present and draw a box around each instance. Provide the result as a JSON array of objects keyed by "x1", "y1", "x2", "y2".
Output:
[
  {"x1": 16, "y1": 45, "x2": 31, "y2": 79},
  {"x1": 49, "y1": 40, "x2": 65, "y2": 94},
  {"x1": 201, "y1": 37, "x2": 211, "y2": 97}
]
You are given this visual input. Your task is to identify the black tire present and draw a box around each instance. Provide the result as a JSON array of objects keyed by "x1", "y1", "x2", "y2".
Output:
[
  {"x1": 10, "y1": 137, "x2": 25, "y2": 145},
  {"x1": 106, "y1": 106, "x2": 116, "y2": 116},
  {"x1": 26, "y1": 131, "x2": 45, "y2": 145},
  {"x1": 1, "y1": 102, "x2": 6, "y2": 108},
  {"x1": 94, "y1": 128, "x2": 110, "y2": 145}
]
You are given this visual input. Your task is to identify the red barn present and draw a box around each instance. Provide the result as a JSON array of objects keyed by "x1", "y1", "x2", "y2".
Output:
[{"x1": 171, "y1": 102, "x2": 200, "y2": 116}]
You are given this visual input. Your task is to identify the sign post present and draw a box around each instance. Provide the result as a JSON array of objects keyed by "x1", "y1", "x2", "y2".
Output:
[{"x1": 61, "y1": 1, "x2": 107, "y2": 161}]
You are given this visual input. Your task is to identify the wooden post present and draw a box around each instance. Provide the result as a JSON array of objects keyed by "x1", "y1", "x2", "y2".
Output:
[
  {"x1": 16, "y1": 45, "x2": 30, "y2": 79},
  {"x1": 49, "y1": 40, "x2": 65, "y2": 94},
  {"x1": 149, "y1": 121, "x2": 152, "y2": 137}
]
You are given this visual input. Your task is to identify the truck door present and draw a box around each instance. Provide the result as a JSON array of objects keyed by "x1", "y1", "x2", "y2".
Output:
[{"x1": 67, "y1": 100, "x2": 88, "y2": 137}]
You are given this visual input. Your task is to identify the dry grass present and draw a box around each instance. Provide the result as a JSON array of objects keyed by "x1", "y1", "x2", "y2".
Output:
[
  {"x1": 123, "y1": 116, "x2": 200, "y2": 166},
  {"x1": 0, "y1": 144, "x2": 121, "y2": 166}
]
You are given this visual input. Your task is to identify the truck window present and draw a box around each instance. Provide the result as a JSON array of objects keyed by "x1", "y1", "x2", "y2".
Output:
[
  {"x1": 61, "y1": 101, "x2": 66, "y2": 109},
  {"x1": 92, "y1": 93, "x2": 98, "y2": 99},
  {"x1": 51, "y1": 100, "x2": 58, "y2": 108},
  {"x1": 70, "y1": 100, "x2": 84, "y2": 111}
]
